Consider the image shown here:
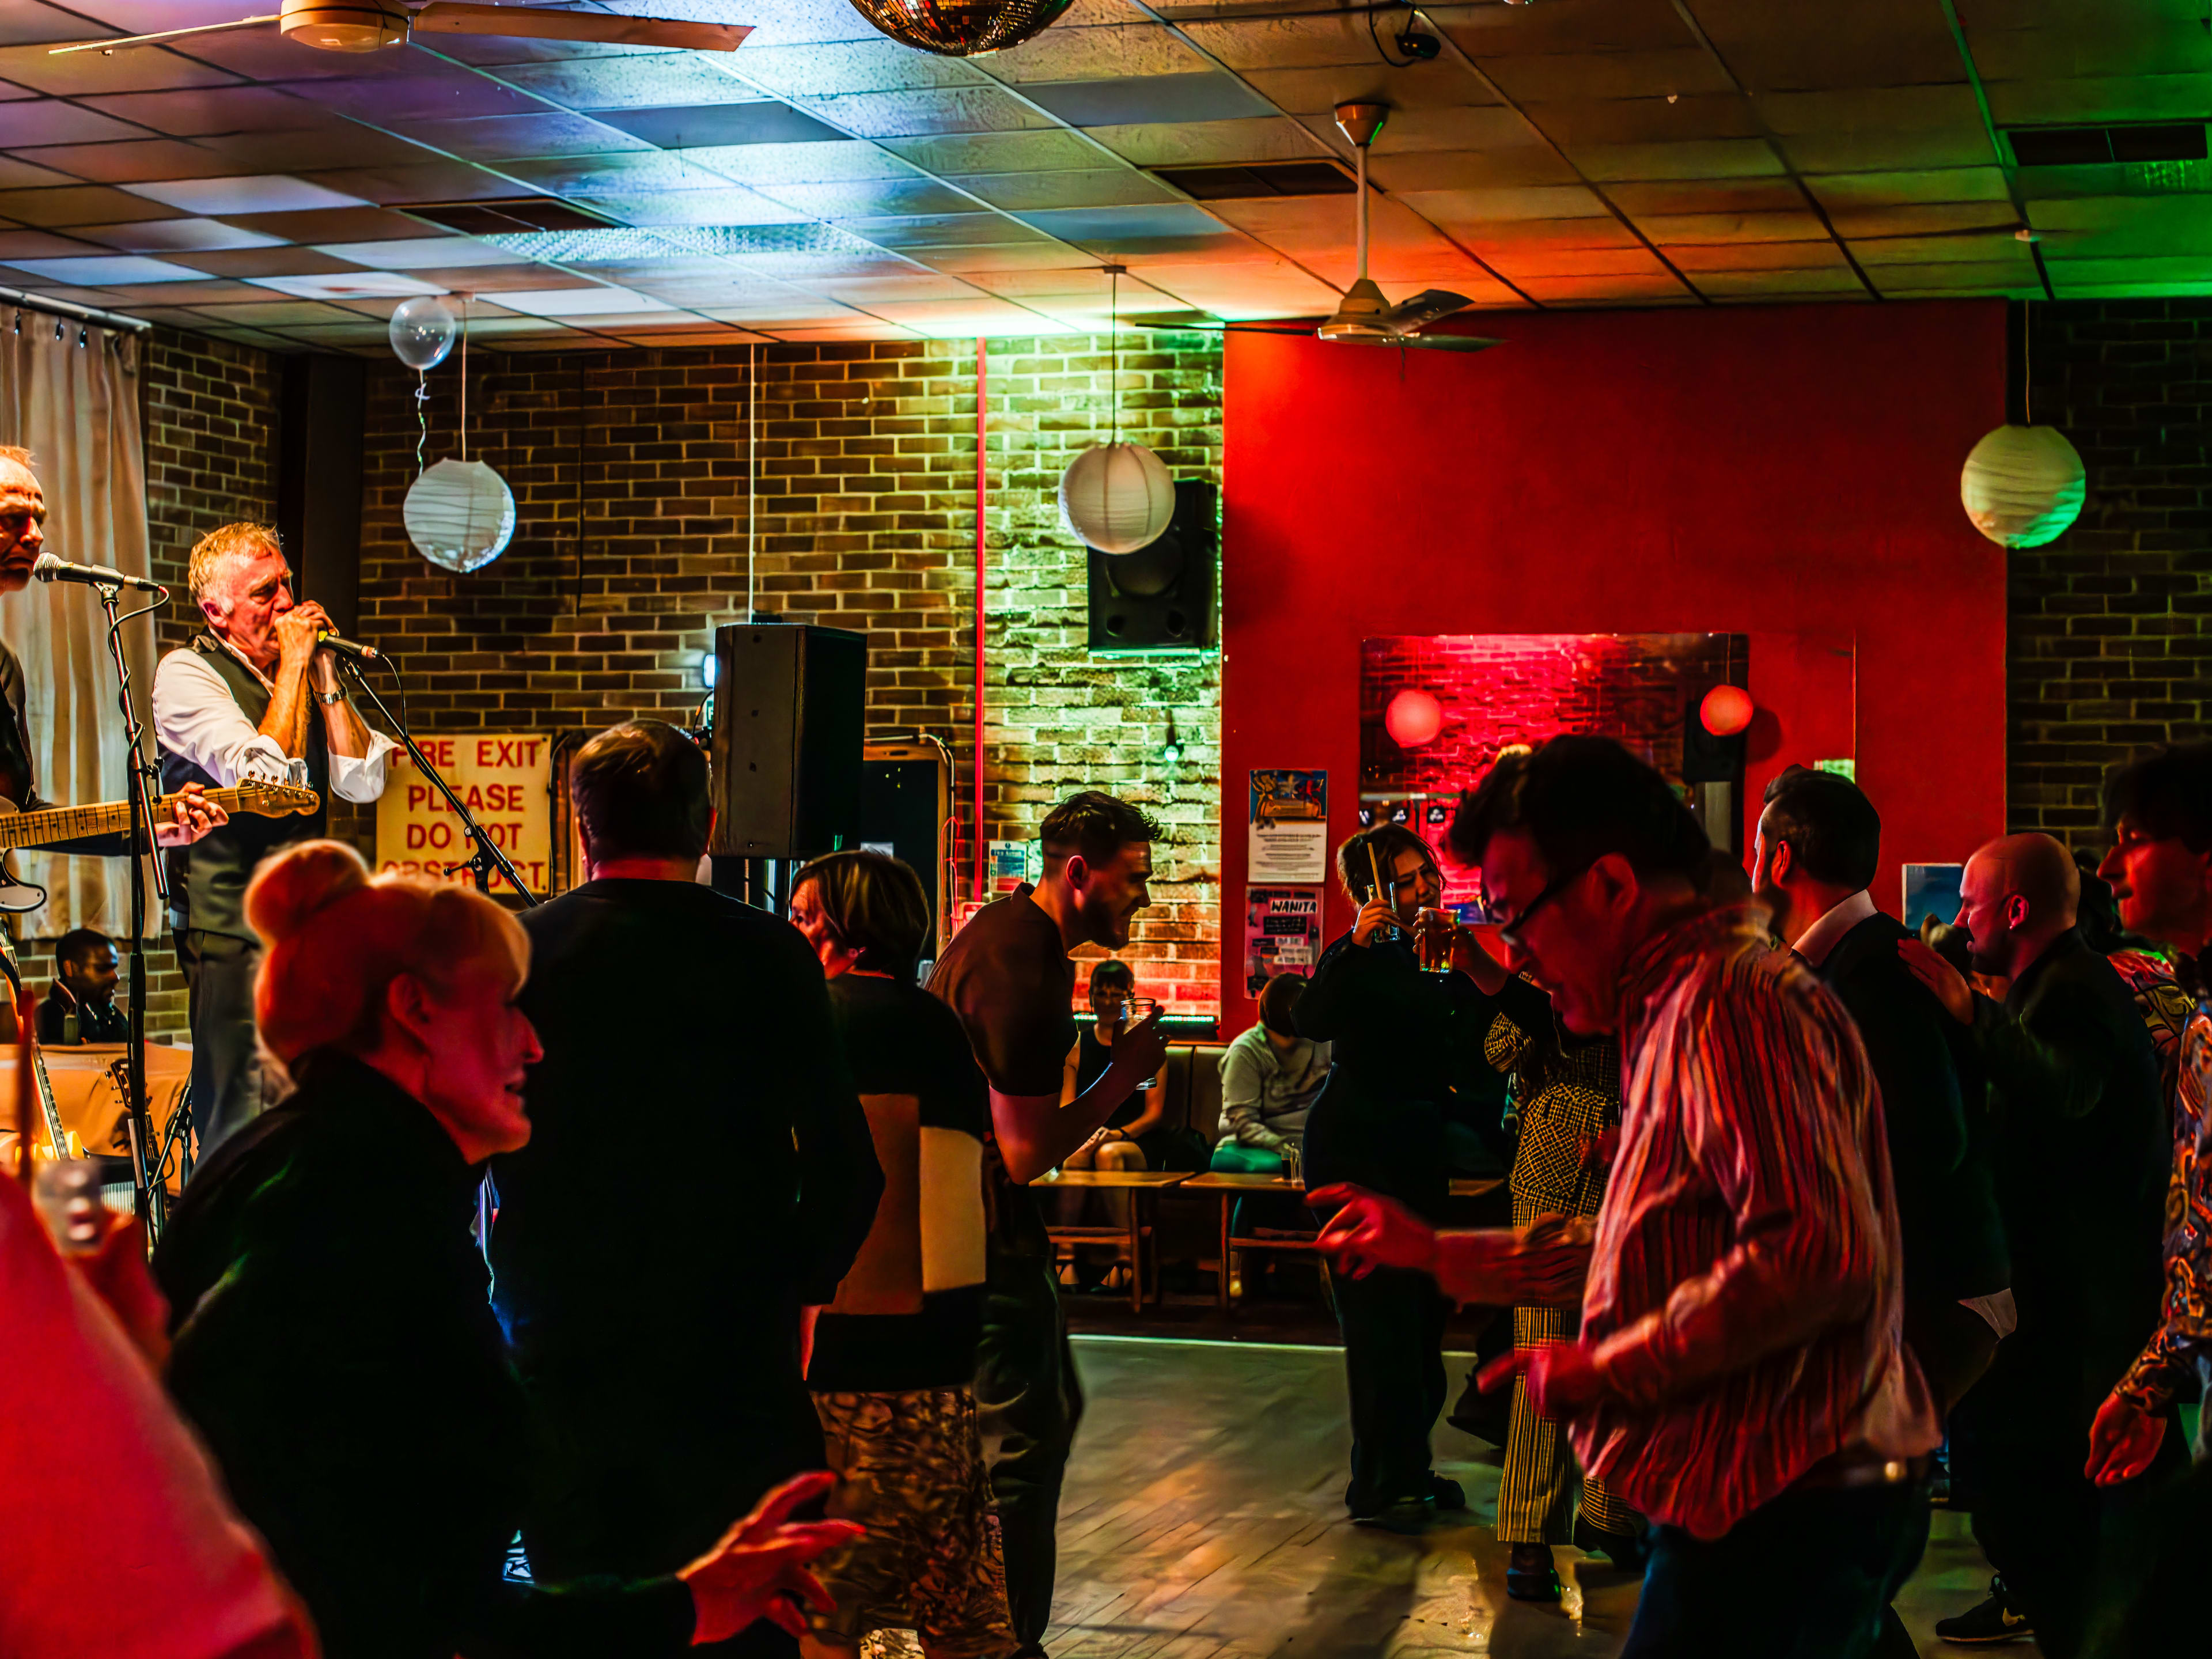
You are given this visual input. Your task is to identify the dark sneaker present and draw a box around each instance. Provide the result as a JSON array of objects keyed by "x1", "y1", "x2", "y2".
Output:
[
  {"x1": 1505, "y1": 1543, "x2": 1562, "y2": 1603},
  {"x1": 1429, "y1": 1475, "x2": 1467, "y2": 1510},
  {"x1": 1935, "y1": 1577, "x2": 2033, "y2": 1645},
  {"x1": 1350, "y1": 1494, "x2": 1435, "y2": 1532}
]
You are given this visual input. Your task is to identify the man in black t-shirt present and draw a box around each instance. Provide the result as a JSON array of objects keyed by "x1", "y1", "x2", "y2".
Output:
[{"x1": 929, "y1": 792, "x2": 1168, "y2": 1656}]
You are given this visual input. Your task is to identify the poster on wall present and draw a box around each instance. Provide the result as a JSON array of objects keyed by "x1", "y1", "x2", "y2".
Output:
[
  {"x1": 1249, "y1": 768, "x2": 1328, "y2": 883},
  {"x1": 1243, "y1": 885, "x2": 1324, "y2": 997},
  {"x1": 1902, "y1": 863, "x2": 1965, "y2": 931},
  {"x1": 374, "y1": 734, "x2": 552, "y2": 895},
  {"x1": 987, "y1": 839, "x2": 1041, "y2": 894}
]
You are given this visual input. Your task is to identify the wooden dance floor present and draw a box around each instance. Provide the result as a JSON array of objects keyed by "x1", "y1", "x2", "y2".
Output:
[{"x1": 1046, "y1": 1336, "x2": 2028, "y2": 1657}]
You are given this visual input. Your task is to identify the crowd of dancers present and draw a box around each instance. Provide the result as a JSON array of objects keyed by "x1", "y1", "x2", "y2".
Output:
[{"x1": 14, "y1": 712, "x2": 2212, "y2": 1659}]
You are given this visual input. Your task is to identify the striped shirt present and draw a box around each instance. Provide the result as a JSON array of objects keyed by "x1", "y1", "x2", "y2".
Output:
[
  {"x1": 1573, "y1": 905, "x2": 1941, "y2": 1541},
  {"x1": 2118, "y1": 1001, "x2": 2212, "y2": 1412}
]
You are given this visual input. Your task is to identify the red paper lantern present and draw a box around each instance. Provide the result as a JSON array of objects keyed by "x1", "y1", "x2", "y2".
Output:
[
  {"x1": 1700, "y1": 684, "x2": 1754, "y2": 737},
  {"x1": 1385, "y1": 688, "x2": 1444, "y2": 747}
]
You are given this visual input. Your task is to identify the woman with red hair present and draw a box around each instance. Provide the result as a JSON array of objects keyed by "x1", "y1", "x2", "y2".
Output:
[{"x1": 154, "y1": 840, "x2": 857, "y2": 1659}]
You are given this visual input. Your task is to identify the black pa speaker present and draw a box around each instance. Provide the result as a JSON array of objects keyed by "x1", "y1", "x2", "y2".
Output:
[
  {"x1": 709, "y1": 622, "x2": 867, "y2": 859},
  {"x1": 276, "y1": 354, "x2": 367, "y2": 637},
  {"x1": 1086, "y1": 479, "x2": 1215, "y2": 653},
  {"x1": 1681, "y1": 698, "x2": 1747, "y2": 784}
]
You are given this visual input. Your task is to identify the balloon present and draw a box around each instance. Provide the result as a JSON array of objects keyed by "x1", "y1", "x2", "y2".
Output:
[
  {"x1": 388, "y1": 296, "x2": 457, "y2": 371},
  {"x1": 1700, "y1": 684, "x2": 1753, "y2": 737},
  {"x1": 1385, "y1": 689, "x2": 1444, "y2": 748}
]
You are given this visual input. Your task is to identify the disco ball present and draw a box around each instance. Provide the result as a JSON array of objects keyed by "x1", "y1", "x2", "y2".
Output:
[{"x1": 846, "y1": 0, "x2": 1075, "y2": 56}]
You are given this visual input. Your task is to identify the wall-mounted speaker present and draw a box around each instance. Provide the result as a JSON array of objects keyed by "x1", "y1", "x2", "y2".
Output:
[
  {"x1": 1087, "y1": 479, "x2": 1215, "y2": 653},
  {"x1": 709, "y1": 622, "x2": 867, "y2": 859}
]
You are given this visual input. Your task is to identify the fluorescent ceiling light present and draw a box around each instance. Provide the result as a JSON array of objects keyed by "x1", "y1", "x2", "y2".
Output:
[{"x1": 122, "y1": 176, "x2": 372, "y2": 215}]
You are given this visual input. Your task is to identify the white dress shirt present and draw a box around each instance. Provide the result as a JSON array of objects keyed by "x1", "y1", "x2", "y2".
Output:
[
  {"x1": 152, "y1": 646, "x2": 396, "y2": 802},
  {"x1": 1790, "y1": 887, "x2": 1878, "y2": 969}
]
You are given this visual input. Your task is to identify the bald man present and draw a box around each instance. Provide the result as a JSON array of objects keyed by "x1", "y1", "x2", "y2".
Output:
[{"x1": 1904, "y1": 832, "x2": 2173, "y2": 1656}]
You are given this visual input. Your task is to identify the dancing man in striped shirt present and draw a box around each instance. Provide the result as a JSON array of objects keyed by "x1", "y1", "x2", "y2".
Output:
[{"x1": 1315, "y1": 736, "x2": 1940, "y2": 1658}]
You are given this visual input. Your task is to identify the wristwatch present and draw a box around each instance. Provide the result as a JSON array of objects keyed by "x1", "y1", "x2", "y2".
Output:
[{"x1": 317, "y1": 687, "x2": 347, "y2": 706}]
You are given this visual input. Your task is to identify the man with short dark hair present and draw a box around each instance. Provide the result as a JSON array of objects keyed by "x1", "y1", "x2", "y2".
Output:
[
  {"x1": 1756, "y1": 767, "x2": 2010, "y2": 1411},
  {"x1": 1902, "y1": 832, "x2": 2173, "y2": 1655},
  {"x1": 929, "y1": 790, "x2": 1168, "y2": 1656},
  {"x1": 1320, "y1": 736, "x2": 1939, "y2": 1654},
  {"x1": 39, "y1": 926, "x2": 127, "y2": 1045},
  {"x1": 488, "y1": 719, "x2": 882, "y2": 1658}
]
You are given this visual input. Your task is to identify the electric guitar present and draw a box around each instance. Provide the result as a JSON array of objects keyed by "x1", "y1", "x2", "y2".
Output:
[
  {"x1": 0, "y1": 923, "x2": 67, "y2": 1160},
  {"x1": 0, "y1": 779, "x2": 321, "y2": 855}
]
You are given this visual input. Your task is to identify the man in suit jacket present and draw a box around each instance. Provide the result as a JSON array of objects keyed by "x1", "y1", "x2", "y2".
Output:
[
  {"x1": 1903, "y1": 832, "x2": 2177, "y2": 1658},
  {"x1": 1756, "y1": 767, "x2": 2012, "y2": 1410}
]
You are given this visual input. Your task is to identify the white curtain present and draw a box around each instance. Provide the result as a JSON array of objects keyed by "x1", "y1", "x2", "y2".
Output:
[{"x1": 0, "y1": 318, "x2": 155, "y2": 938}]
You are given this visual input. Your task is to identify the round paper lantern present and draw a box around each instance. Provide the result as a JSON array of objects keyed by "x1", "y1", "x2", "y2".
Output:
[
  {"x1": 1700, "y1": 684, "x2": 1754, "y2": 737},
  {"x1": 1060, "y1": 443, "x2": 1175, "y2": 555},
  {"x1": 1961, "y1": 424, "x2": 2085, "y2": 548},
  {"x1": 405, "y1": 459, "x2": 515, "y2": 574},
  {"x1": 846, "y1": 0, "x2": 1074, "y2": 56},
  {"x1": 1384, "y1": 689, "x2": 1444, "y2": 748}
]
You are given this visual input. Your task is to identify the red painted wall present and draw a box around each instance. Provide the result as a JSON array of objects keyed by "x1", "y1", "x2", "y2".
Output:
[{"x1": 1219, "y1": 300, "x2": 2010, "y2": 1027}]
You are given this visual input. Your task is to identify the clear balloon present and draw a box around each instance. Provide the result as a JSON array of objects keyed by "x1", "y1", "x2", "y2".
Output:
[{"x1": 388, "y1": 296, "x2": 458, "y2": 371}]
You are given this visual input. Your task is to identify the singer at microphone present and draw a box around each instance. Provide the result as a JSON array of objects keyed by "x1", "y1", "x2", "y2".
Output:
[
  {"x1": 151, "y1": 522, "x2": 399, "y2": 1154},
  {"x1": 315, "y1": 629, "x2": 379, "y2": 662}
]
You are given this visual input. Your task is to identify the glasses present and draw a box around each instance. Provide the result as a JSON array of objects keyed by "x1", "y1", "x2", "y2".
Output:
[
  {"x1": 1375, "y1": 861, "x2": 1440, "y2": 897},
  {"x1": 1483, "y1": 860, "x2": 1595, "y2": 950}
]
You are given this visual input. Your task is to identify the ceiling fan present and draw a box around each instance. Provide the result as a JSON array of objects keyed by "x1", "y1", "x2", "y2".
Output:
[
  {"x1": 1127, "y1": 102, "x2": 1500, "y2": 354},
  {"x1": 48, "y1": 1, "x2": 747, "y2": 57}
]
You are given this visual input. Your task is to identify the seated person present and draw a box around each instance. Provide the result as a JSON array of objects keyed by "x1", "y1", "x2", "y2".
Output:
[
  {"x1": 1060, "y1": 961, "x2": 1203, "y2": 1173},
  {"x1": 38, "y1": 927, "x2": 128, "y2": 1046},
  {"x1": 1211, "y1": 973, "x2": 1330, "y2": 1175},
  {"x1": 789, "y1": 849, "x2": 1020, "y2": 1659}
]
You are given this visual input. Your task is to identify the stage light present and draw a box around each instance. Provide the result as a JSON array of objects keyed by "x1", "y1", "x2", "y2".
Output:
[
  {"x1": 1385, "y1": 688, "x2": 1444, "y2": 747},
  {"x1": 1700, "y1": 684, "x2": 1754, "y2": 737},
  {"x1": 1961, "y1": 423, "x2": 2085, "y2": 547},
  {"x1": 1060, "y1": 442, "x2": 1175, "y2": 555}
]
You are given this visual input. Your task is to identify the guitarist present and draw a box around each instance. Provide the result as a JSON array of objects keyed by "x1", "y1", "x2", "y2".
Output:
[
  {"x1": 0, "y1": 448, "x2": 226, "y2": 1035},
  {"x1": 152, "y1": 522, "x2": 395, "y2": 1153}
]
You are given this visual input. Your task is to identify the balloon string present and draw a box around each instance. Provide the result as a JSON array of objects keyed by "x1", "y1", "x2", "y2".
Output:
[
  {"x1": 460, "y1": 297, "x2": 469, "y2": 463},
  {"x1": 1109, "y1": 267, "x2": 1119, "y2": 449},
  {"x1": 415, "y1": 369, "x2": 428, "y2": 478}
]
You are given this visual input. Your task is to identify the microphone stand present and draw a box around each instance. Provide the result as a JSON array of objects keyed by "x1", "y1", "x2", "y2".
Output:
[
  {"x1": 94, "y1": 581, "x2": 166, "y2": 1236},
  {"x1": 336, "y1": 654, "x2": 538, "y2": 906}
]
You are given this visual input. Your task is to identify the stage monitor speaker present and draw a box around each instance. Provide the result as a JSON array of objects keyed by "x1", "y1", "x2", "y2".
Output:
[
  {"x1": 858, "y1": 742, "x2": 950, "y2": 956},
  {"x1": 709, "y1": 623, "x2": 867, "y2": 860},
  {"x1": 1087, "y1": 479, "x2": 1215, "y2": 653}
]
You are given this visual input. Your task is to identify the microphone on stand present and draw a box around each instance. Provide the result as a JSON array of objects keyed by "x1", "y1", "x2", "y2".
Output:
[
  {"x1": 315, "y1": 630, "x2": 380, "y2": 662},
  {"x1": 31, "y1": 551, "x2": 164, "y2": 594}
]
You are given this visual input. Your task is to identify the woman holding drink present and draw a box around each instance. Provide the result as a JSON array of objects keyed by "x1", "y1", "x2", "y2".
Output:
[{"x1": 1295, "y1": 822, "x2": 1490, "y2": 1527}]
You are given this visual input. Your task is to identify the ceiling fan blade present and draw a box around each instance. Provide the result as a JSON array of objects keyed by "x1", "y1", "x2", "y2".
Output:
[
  {"x1": 410, "y1": 3, "x2": 751, "y2": 50},
  {"x1": 48, "y1": 14, "x2": 278, "y2": 55},
  {"x1": 1328, "y1": 332, "x2": 1503, "y2": 354},
  {"x1": 1379, "y1": 289, "x2": 1473, "y2": 333}
]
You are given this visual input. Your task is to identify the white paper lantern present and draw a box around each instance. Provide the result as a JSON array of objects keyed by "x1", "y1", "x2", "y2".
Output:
[
  {"x1": 405, "y1": 458, "x2": 516, "y2": 574},
  {"x1": 1961, "y1": 424, "x2": 2085, "y2": 548},
  {"x1": 1059, "y1": 442, "x2": 1175, "y2": 555}
]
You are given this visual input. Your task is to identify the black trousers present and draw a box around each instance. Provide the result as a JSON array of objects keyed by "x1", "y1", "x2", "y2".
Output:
[
  {"x1": 1624, "y1": 1480, "x2": 1930, "y2": 1659},
  {"x1": 1332, "y1": 1263, "x2": 1448, "y2": 1513},
  {"x1": 518, "y1": 1351, "x2": 825, "y2": 1657},
  {"x1": 176, "y1": 929, "x2": 269, "y2": 1156},
  {"x1": 974, "y1": 1245, "x2": 1082, "y2": 1649},
  {"x1": 1949, "y1": 1328, "x2": 2184, "y2": 1659}
]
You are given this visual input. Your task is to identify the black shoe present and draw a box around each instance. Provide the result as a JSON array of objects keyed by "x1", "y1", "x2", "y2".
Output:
[
  {"x1": 1350, "y1": 1494, "x2": 1435, "y2": 1532},
  {"x1": 1572, "y1": 1514, "x2": 1650, "y2": 1572},
  {"x1": 1505, "y1": 1543, "x2": 1561, "y2": 1603},
  {"x1": 1934, "y1": 1577, "x2": 2033, "y2": 1645},
  {"x1": 1429, "y1": 1475, "x2": 1467, "y2": 1511}
]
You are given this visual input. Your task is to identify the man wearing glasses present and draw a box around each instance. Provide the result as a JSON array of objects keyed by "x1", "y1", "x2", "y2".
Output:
[{"x1": 1313, "y1": 736, "x2": 1938, "y2": 1655}]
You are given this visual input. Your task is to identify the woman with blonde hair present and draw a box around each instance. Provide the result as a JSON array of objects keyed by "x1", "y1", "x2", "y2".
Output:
[{"x1": 155, "y1": 840, "x2": 857, "y2": 1659}]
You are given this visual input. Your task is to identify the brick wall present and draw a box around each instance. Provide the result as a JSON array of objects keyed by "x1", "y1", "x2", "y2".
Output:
[
  {"x1": 2009, "y1": 298, "x2": 2212, "y2": 847},
  {"x1": 353, "y1": 332, "x2": 1225, "y2": 1011}
]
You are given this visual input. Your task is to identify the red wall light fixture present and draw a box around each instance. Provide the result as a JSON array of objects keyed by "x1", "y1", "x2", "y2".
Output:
[
  {"x1": 1384, "y1": 688, "x2": 1445, "y2": 747},
  {"x1": 1699, "y1": 683, "x2": 1755, "y2": 737}
]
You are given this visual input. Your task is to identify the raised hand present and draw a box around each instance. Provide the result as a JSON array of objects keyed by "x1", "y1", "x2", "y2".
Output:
[
  {"x1": 154, "y1": 781, "x2": 230, "y2": 849},
  {"x1": 1897, "y1": 936, "x2": 1974, "y2": 1025},
  {"x1": 1109, "y1": 1006, "x2": 1168, "y2": 1085},
  {"x1": 1309, "y1": 1183, "x2": 1438, "y2": 1278},
  {"x1": 1351, "y1": 894, "x2": 1399, "y2": 948},
  {"x1": 677, "y1": 1470, "x2": 865, "y2": 1645}
]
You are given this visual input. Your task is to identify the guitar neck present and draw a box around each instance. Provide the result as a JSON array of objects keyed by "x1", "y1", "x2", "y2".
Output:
[{"x1": 0, "y1": 786, "x2": 262, "y2": 851}]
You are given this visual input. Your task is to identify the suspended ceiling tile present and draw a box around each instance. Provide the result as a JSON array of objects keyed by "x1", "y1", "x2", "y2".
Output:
[
  {"x1": 1012, "y1": 200, "x2": 1234, "y2": 249},
  {"x1": 1085, "y1": 116, "x2": 1330, "y2": 168},
  {"x1": 865, "y1": 296, "x2": 1067, "y2": 332},
  {"x1": 817, "y1": 273, "x2": 983, "y2": 302},
  {"x1": 681, "y1": 140, "x2": 922, "y2": 185},
  {"x1": 494, "y1": 285, "x2": 675, "y2": 316},
  {"x1": 1241, "y1": 61, "x2": 1501, "y2": 119},
  {"x1": 715, "y1": 0, "x2": 884, "y2": 50},
  {"x1": 1482, "y1": 48, "x2": 1737, "y2": 105},
  {"x1": 493, "y1": 55, "x2": 766, "y2": 111},
  {"x1": 946, "y1": 168, "x2": 1177, "y2": 211},
  {"x1": 1824, "y1": 201, "x2": 2027, "y2": 240},
  {"x1": 2029, "y1": 196, "x2": 2212, "y2": 256},
  {"x1": 1406, "y1": 213, "x2": 1641, "y2": 254},
  {"x1": 303, "y1": 68, "x2": 554, "y2": 126},
  {"x1": 0, "y1": 43, "x2": 241, "y2": 98},
  {"x1": 1177, "y1": 13, "x2": 1397, "y2": 72},
  {"x1": 1515, "y1": 270, "x2": 1698, "y2": 302},
  {"x1": 73, "y1": 86, "x2": 327, "y2": 137},
  {"x1": 1803, "y1": 167, "x2": 2013, "y2": 209},
  {"x1": 391, "y1": 112, "x2": 652, "y2": 162},
  {"x1": 449, "y1": 264, "x2": 631, "y2": 294},
  {"x1": 301, "y1": 162, "x2": 517, "y2": 207},
  {"x1": 1368, "y1": 147, "x2": 1584, "y2": 192},
  {"x1": 844, "y1": 212, "x2": 1050, "y2": 250},
  {"x1": 195, "y1": 127, "x2": 436, "y2": 172},
  {"x1": 881, "y1": 130, "x2": 1108, "y2": 175},
  {"x1": 610, "y1": 326, "x2": 772, "y2": 346},
  {"x1": 920, "y1": 241, "x2": 1130, "y2": 274},
  {"x1": 0, "y1": 229, "x2": 103, "y2": 259},
  {"x1": 0, "y1": 184, "x2": 181, "y2": 224},
  {"x1": 220, "y1": 205, "x2": 450, "y2": 241},
  {"x1": 569, "y1": 188, "x2": 813, "y2": 226},
  {"x1": 54, "y1": 277, "x2": 272, "y2": 303},
  {"x1": 1849, "y1": 232, "x2": 2039, "y2": 266},
  {"x1": 795, "y1": 87, "x2": 1058, "y2": 140},
  {"x1": 1866, "y1": 256, "x2": 2042, "y2": 288},
  {"x1": 698, "y1": 302, "x2": 869, "y2": 326},
  {"x1": 1758, "y1": 85, "x2": 1986, "y2": 136},
  {"x1": 1389, "y1": 184, "x2": 1612, "y2": 223},
  {"x1": 1775, "y1": 127, "x2": 1996, "y2": 176},
  {"x1": 1697, "y1": 268, "x2": 1868, "y2": 298},
  {"x1": 0, "y1": 3, "x2": 116, "y2": 47},
  {"x1": 1567, "y1": 138, "x2": 1786, "y2": 181},
  {"x1": 1660, "y1": 238, "x2": 1849, "y2": 272},
  {"x1": 730, "y1": 39, "x2": 989, "y2": 98},
  {"x1": 1680, "y1": 0, "x2": 1963, "y2": 91},
  {"x1": 181, "y1": 298, "x2": 363, "y2": 325},
  {"x1": 592, "y1": 103, "x2": 845, "y2": 149},
  {"x1": 963, "y1": 266, "x2": 1146, "y2": 297},
  {"x1": 1984, "y1": 74, "x2": 2212, "y2": 126},
  {"x1": 1434, "y1": 3, "x2": 1695, "y2": 59},
  {"x1": 747, "y1": 177, "x2": 980, "y2": 217},
  {"x1": 2047, "y1": 255, "x2": 2212, "y2": 289},
  {"x1": 1120, "y1": 262, "x2": 1341, "y2": 317},
  {"x1": 1521, "y1": 93, "x2": 1760, "y2": 149},
  {"x1": 500, "y1": 149, "x2": 752, "y2": 195},
  {"x1": 1480, "y1": 244, "x2": 1676, "y2": 279},
  {"x1": 1967, "y1": 19, "x2": 2206, "y2": 82},
  {"x1": 71, "y1": 215, "x2": 286, "y2": 252},
  {"x1": 771, "y1": 323, "x2": 921, "y2": 342},
  {"x1": 0, "y1": 100, "x2": 153, "y2": 147},
  {"x1": 166, "y1": 247, "x2": 362, "y2": 278},
  {"x1": 1023, "y1": 72, "x2": 1274, "y2": 127},
  {"x1": 317, "y1": 237, "x2": 527, "y2": 270},
  {"x1": 124, "y1": 174, "x2": 368, "y2": 214},
  {"x1": 1602, "y1": 177, "x2": 1809, "y2": 215},
  {"x1": 0, "y1": 158, "x2": 77, "y2": 190},
  {"x1": 1633, "y1": 209, "x2": 1831, "y2": 244},
  {"x1": 981, "y1": 24, "x2": 1210, "y2": 84},
  {"x1": 1362, "y1": 107, "x2": 1562, "y2": 157},
  {"x1": 248, "y1": 268, "x2": 447, "y2": 300}
]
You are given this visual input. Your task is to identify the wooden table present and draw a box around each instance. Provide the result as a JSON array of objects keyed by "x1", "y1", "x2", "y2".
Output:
[
  {"x1": 1179, "y1": 1173, "x2": 1509, "y2": 1309},
  {"x1": 1034, "y1": 1169, "x2": 1193, "y2": 1310}
]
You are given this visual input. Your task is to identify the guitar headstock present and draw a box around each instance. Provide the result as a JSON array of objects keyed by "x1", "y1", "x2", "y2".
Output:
[{"x1": 231, "y1": 782, "x2": 322, "y2": 819}]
